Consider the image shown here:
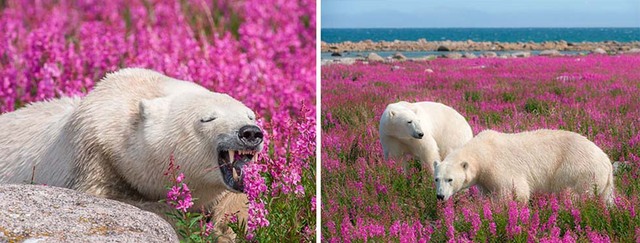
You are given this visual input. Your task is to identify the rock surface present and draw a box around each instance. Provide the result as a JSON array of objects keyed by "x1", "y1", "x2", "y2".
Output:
[
  {"x1": 0, "y1": 184, "x2": 178, "y2": 242},
  {"x1": 539, "y1": 49, "x2": 562, "y2": 57},
  {"x1": 321, "y1": 40, "x2": 640, "y2": 53},
  {"x1": 367, "y1": 52, "x2": 385, "y2": 62},
  {"x1": 392, "y1": 52, "x2": 407, "y2": 61}
]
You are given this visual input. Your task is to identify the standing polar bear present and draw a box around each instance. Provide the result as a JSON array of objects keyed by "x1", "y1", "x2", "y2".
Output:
[
  {"x1": 434, "y1": 129, "x2": 615, "y2": 205},
  {"x1": 0, "y1": 68, "x2": 263, "y2": 239},
  {"x1": 379, "y1": 101, "x2": 473, "y2": 174}
]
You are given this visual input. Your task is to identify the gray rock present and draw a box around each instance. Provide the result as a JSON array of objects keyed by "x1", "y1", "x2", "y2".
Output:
[
  {"x1": 0, "y1": 184, "x2": 178, "y2": 242},
  {"x1": 483, "y1": 52, "x2": 498, "y2": 58},
  {"x1": 627, "y1": 48, "x2": 640, "y2": 53},
  {"x1": 367, "y1": 52, "x2": 385, "y2": 62},
  {"x1": 462, "y1": 53, "x2": 477, "y2": 59},
  {"x1": 444, "y1": 52, "x2": 463, "y2": 59},
  {"x1": 539, "y1": 49, "x2": 562, "y2": 57},
  {"x1": 592, "y1": 48, "x2": 607, "y2": 54},
  {"x1": 330, "y1": 51, "x2": 342, "y2": 57},
  {"x1": 512, "y1": 51, "x2": 531, "y2": 58},
  {"x1": 392, "y1": 52, "x2": 407, "y2": 61}
]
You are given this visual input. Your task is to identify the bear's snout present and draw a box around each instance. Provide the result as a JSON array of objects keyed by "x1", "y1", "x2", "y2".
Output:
[
  {"x1": 437, "y1": 194, "x2": 445, "y2": 200},
  {"x1": 239, "y1": 125, "x2": 264, "y2": 146}
]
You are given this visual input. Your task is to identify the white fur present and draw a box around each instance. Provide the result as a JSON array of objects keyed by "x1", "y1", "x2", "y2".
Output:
[
  {"x1": 434, "y1": 129, "x2": 615, "y2": 205},
  {"x1": 0, "y1": 68, "x2": 260, "y2": 238},
  {"x1": 379, "y1": 101, "x2": 473, "y2": 174}
]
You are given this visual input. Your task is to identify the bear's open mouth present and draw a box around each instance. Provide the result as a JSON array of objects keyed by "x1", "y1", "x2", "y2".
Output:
[{"x1": 218, "y1": 149, "x2": 258, "y2": 193}]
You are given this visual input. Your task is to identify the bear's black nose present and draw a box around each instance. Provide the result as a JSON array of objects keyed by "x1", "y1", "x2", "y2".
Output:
[
  {"x1": 417, "y1": 132, "x2": 424, "y2": 138},
  {"x1": 239, "y1": 125, "x2": 263, "y2": 146},
  {"x1": 437, "y1": 194, "x2": 444, "y2": 200}
]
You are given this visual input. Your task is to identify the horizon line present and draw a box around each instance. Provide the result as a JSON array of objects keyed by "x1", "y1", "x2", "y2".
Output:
[{"x1": 322, "y1": 26, "x2": 640, "y2": 29}]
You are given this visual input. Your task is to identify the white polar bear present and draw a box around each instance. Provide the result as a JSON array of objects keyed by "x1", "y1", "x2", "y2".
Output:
[
  {"x1": 434, "y1": 129, "x2": 615, "y2": 205},
  {"x1": 0, "y1": 68, "x2": 263, "y2": 238},
  {"x1": 379, "y1": 101, "x2": 473, "y2": 174}
]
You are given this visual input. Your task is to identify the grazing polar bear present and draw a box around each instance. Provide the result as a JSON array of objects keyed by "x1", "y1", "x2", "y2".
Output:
[
  {"x1": 0, "y1": 68, "x2": 263, "y2": 238},
  {"x1": 434, "y1": 129, "x2": 615, "y2": 205},
  {"x1": 379, "y1": 101, "x2": 473, "y2": 174}
]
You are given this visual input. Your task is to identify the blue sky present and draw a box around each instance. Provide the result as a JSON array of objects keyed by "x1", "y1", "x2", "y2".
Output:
[{"x1": 322, "y1": 0, "x2": 640, "y2": 28}]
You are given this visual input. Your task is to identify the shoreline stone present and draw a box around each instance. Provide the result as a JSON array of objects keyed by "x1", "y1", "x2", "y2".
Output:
[{"x1": 321, "y1": 40, "x2": 640, "y2": 53}]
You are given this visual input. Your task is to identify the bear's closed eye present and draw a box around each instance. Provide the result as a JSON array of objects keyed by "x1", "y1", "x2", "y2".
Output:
[{"x1": 200, "y1": 117, "x2": 216, "y2": 122}]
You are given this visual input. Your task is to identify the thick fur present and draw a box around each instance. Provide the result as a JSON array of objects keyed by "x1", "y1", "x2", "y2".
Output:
[
  {"x1": 434, "y1": 129, "x2": 615, "y2": 205},
  {"x1": 379, "y1": 101, "x2": 473, "y2": 174},
  {"x1": 0, "y1": 68, "x2": 260, "y2": 238}
]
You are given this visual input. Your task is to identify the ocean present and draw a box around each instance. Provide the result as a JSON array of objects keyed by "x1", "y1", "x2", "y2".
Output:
[{"x1": 321, "y1": 28, "x2": 640, "y2": 43}]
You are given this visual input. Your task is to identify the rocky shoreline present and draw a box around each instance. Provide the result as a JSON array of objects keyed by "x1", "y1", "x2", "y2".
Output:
[
  {"x1": 322, "y1": 39, "x2": 640, "y2": 53},
  {"x1": 321, "y1": 39, "x2": 640, "y2": 65}
]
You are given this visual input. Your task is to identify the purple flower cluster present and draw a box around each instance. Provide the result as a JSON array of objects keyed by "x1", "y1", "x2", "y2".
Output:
[
  {"x1": 166, "y1": 173, "x2": 193, "y2": 213},
  {"x1": 1, "y1": 0, "x2": 315, "y2": 239}
]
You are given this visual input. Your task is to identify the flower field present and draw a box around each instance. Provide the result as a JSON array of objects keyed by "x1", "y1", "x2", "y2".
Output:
[
  {"x1": 0, "y1": 0, "x2": 315, "y2": 241},
  {"x1": 321, "y1": 55, "x2": 640, "y2": 242}
]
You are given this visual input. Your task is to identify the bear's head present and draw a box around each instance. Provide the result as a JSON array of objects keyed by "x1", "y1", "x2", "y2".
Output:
[
  {"x1": 382, "y1": 102, "x2": 424, "y2": 139},
  {"x1": 138, "y1": 90, "x2": 263, "y2": 196},
  {"x1": 433, "y1": 152, "x2": 478, "y2": 201}
]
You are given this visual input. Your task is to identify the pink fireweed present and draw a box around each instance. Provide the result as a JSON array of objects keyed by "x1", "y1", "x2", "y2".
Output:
[
  {"x1": 322, "y1": 54, "x2": 640, "y2": 241},
  {"x1": 0, "y1": 0, "x2": 315, "y2": 241}
]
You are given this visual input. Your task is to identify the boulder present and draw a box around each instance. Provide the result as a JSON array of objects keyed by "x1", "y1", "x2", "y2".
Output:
[
  {"x1": 462, "y1": 53, "x2": 477, "y2": 59},
  {"x1": 539, "y1": 49, "x2": 562, "y2": 57},
  {"x1": 592, "y1": 48, "x2": 607, "y2": 55},
  {"x1": 483, "y1": 52, "x2": 498, "y2": 58},
  {"x1": 330, "y1": 51, "x2": 342, "y2": 57},
  {"x1": 0, "y1": 184, "x2": 178, "y2": 242},
  {"x1": 444, "y1": 52, "x2": 463, "y2": 59},
  {"x1": 392, "y1": 52, "x2": 407, "y2": 61},
  {"x1": 627, "y1": 48, "x2": 640, "y2": 53},
  {"x1": 367, "y1": 52, "x2": 385, "y2": 62},
  {"x1": 512, "y1": 51, "x2": 531, "y2": 58}
]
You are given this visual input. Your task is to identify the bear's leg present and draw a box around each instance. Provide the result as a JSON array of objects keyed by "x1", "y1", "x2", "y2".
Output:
[
  {"x1": 381, "y1": 136, "x2": 411, "y2": 174},
  {"x1": 381, "y1": 136, "x2": 407, "y2": 161},
  {"x1": 512, "y1": 180, "x2": 531, "y2": 202},
  {"x1": 414, "y1": 136, "x2": 440, "y2": 174}
]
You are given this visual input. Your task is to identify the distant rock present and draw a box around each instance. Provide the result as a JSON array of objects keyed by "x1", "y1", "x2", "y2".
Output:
[
  {"x1": 367, "y1": 52, "x2": 385, "y2": 62},
  {"x1": 512, "y1": 51, "x2": 531, "y2": 58},
  {"x1": 444, "y1": 52, "x2": 463, "y2": 59},
  {"x1": 437, "y1": 45, "x2": 451, "y2": 52},
  {"x1": 499, "y1": 53, "x2": 512, "y2": 58},
  {"x1": 592, "y1": 48, "x2": 607, "y2": 55},
  {"x1": 0, "y1": 184, "x2": 178, "y2": 242},
  {"x1": 330, "y1": 52, "x2": 342, "y2": 57},
  {"x1": 627, "y1": 48, "x2": 640, "y2": 53},
  {"x1": 539, "y1": 50, "x2": 562, "y2": 57},
  {"x1": 483, "y1": 52, "x2": 498, "y2": 58},
  {"x1": 462, "y1": 53, "x2": 477, "y2": 59},
  {"x1": 392, "y1": 52, "x2": 407, "y2": 61},
  {"x1": 337, "y1": 58, "x2": 356, "y2": 65}
]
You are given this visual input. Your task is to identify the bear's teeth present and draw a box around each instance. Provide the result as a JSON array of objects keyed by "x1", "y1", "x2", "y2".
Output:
[
  {"x1": 229, "y1": 150, "x2": 235, "y2": 164},
  {"x1": 232, "y1": 167, "x2": 239, "y2": 179}
]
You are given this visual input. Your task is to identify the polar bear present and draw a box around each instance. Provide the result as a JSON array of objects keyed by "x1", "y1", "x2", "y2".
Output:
[
  {"x1": 0, "y1": 68, "x2": 263, "y2": 238},
  {"x1": 433, "y1": 129, "x2": 615, "y2": 205},
  {"x1": 379, "y1": 101, "x2": 473, "y2": 174}
]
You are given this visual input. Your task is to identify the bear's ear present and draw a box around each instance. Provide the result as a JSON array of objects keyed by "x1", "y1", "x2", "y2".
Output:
[
  {"x1": 433, "y1": 160, "x2": 439, "y2": 169},
  {"x1": 461, "y1": 161, "x2": 468, "y2": 170},
  {"x1": 139, "y1": 97, "x2": 169, "y2": 121},
  {"x1": 409, "y1": 105, "x2": 419, "y2": 114},
  {"x1": 388, "y1": 110, "x2": 395, "y2": 117}
]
